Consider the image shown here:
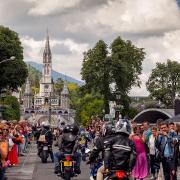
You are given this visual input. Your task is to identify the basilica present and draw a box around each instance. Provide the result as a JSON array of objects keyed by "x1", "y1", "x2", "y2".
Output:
[{"x1": 23, "y1": 32, "x2": 70, "y2": 114}]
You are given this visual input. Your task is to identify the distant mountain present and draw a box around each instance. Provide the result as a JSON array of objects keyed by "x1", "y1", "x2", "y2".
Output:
[
  {"x1": 177, "y1": 0, "x2": 180, "y2": 8},
  {"x1": 26, "y1": 61, "x2": 84, "y2": 86}
]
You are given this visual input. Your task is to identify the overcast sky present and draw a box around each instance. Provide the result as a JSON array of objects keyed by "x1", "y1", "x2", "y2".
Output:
[{"x1": 0, "y1": 0, "x2": 180, "y2": 96}]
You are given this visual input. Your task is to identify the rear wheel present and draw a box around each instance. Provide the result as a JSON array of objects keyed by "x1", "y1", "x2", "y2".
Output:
[
  {"x1": 41, "y1": 150, "x2": 48, "y2": 163},
  {"x1": 64, "y1": 173, "x2": 71, "y2": 180}
]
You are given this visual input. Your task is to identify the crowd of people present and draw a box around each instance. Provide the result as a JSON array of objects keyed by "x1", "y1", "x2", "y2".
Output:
[
  {"x1": 0, "y1": 117, "x2": 179, "y2": 180},
  {"x1": 85, "y1": 118, "x2": 180, "y2": 180},
  {"x1": 129, "y1": 120, "x2": 179, "y2": 180},
  {"x1": 0, "y1": 120, "x2": 32, "y2": 180}
]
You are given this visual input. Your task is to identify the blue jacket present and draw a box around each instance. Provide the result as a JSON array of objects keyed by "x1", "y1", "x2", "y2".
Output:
[{"x1": 156, "y1": 131, "x2": 178, "y2": 159}]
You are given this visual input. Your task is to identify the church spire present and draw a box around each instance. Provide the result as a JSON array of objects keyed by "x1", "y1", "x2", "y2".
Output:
[{"x1": 43, "y1": 29, "x2": 52, "y2": 63}]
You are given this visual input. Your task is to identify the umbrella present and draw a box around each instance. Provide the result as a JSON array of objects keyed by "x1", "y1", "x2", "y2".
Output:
[{"x1": 167, "y1": 114, "x2": 180, "y2": 123}]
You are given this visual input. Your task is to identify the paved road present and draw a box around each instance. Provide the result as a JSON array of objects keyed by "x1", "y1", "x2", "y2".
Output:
[
  {"x1": 6, "y1": 142, "x2": 180, "y2": 180},
  {"x1": 7, "y1": 143, "x2": 89, "y2": 180}
]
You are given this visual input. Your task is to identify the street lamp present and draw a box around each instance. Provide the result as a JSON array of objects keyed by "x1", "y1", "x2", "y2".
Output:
[
  {"x1": 49, "y1": 92, "x2": 52, "y2": 125},
  {"x1": 115, "y1": 90, "x2": 121, "y2": 120},
  {"x1": 0, "y1": 90, "x2": 6, "y2": 120},
  {"x1": 0, "y1": 56, "x2": 16, "y2": 64}
]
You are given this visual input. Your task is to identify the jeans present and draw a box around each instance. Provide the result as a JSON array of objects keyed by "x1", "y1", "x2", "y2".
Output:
[
  {"x1": 0, "y1": 168, "x2": 6, "y2": 180},
  {"x1": 150, "y1": 154, "x2": 160, "y2": 175},
  {"x1": 162, "y1": 158, "x2": 176, "y2": 180},
  {"x1": 54, "y1": 151, "x2": 81, "y2": 171}
]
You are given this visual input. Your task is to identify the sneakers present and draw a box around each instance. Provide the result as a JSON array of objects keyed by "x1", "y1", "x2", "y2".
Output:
[
  {"x1": 150, "y1": 175, "x2": 156, "y2": 180},
  {"x1": 75, "y1": 168, "x2": 81, "y2": 174}
]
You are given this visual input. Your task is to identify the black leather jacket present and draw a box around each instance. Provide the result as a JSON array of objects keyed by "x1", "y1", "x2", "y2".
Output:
[
  {"x1": 40, "y1": 129, "x2": 53, "y2": 145},
  {"x1": 89, "y1": 134, "x2": 114, "y2": 163},
  {"x1": 58, "y1": 133, "x2": 80, "y2": 153},
  {"x1": 104, "y1": 133, "x2": 136, "y2": 172}
]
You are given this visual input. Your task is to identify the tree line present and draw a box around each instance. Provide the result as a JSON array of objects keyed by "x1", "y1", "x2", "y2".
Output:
[{"x1": 0, "y1": 25, "x2": 179, "y2": 123}]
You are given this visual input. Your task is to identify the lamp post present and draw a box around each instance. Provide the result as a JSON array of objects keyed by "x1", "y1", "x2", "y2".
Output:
[
  {"x1": 115, "y1": 91, "x2": 121, "y2": 121},
  {"x1": 0, "y1": 56, "x2": 15, "y2": 64},
  {"x1": 49, "y1": 92, "x2": 52, "y2": 125},
  {"x1": 0, "y1": 90, "x2": 6, "y2": 120}
]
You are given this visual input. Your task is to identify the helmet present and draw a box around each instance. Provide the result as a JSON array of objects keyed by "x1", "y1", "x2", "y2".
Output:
[
  {"x1": 115, "y1": 119, "x2": 132, "y2": 135},
  {"x1": 63, "y1": 125, "x2": 73, "y2": 133},
  {"x1": 102, "y1": 121, "x2": 115, "y2": 136},
  {"x1": 43, "y1": 122, "x2": 50, "y2": 129},
  {"x1": 63, "y1": 124, "x2": 79, "y2": 135}
]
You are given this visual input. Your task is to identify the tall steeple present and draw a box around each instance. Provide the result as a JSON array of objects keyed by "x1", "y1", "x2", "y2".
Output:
[
  {"x1": 43, "y1": 29, "x2": 52, "y2": 63},
  {"x1": 23, "y1": 77, "x2": 33, "y2": 109}
]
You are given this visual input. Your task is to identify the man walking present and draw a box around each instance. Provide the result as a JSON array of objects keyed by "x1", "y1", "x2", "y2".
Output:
[{"x1": 156, "y1": 121, "x2": 178, "y2": 180}]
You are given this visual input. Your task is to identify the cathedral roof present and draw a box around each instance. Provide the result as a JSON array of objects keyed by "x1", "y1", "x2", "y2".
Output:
[{"x1": 43, "y1": 30, "x2": 52, "y2": 63}]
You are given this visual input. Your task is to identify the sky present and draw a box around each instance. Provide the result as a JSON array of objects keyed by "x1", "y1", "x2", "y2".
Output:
[{"x1": 0, "y1": 0, "x2": 180, "y2": 96}]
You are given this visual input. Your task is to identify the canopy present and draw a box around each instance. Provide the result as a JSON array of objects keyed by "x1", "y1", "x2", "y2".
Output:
[{"x1": 133, "y1": 108, "x2": 174, "y2": 124}]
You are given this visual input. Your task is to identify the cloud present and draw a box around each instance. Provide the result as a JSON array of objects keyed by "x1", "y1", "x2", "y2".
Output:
[
  {"x1": 26, "y1": 0, "x2": 81, "y2": 16},
  {"x1": 130, "y1": 73, "x2": 149, "y2": 96},
  {"x1": 94, "y1": 0, "x2": 180, "y2": 34},
  {"x1": 1, "y1": 0, "x2": 180, "y2": 95},
  {"x1": 21, "y1": 36, "x2": 89, "y2": 79}
]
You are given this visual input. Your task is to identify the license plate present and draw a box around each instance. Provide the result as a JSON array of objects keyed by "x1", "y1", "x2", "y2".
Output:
[
  {"x1": 43, "y1": 146, "x2": 48, "y2": 150},
  {"x1": 63, "y1": 161, "x2": 73, "y2": 166}
]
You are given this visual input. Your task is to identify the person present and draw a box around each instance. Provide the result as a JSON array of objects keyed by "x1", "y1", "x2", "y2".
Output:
[
  {"x1": 37, "y1": 122, "x2": 54, "y2": 162},
  {"x1": 148, "y1": 127, "x2": 159, "y2": 179},
  {"x1": 97, "y1": 119, "x2": 136, "y2": 180},
  {"x1": 130, "y1": 126, "x2": 148, "y2": 180},
  {"x1": 0, "y1": 129, "x2": 9, "y2": 180},
  {"x1": 54, "y1": 124, "x2": 81, "y2": 174},
  {"x1": 156, "y1": 121, "x2": 178, "y2": 180},
  {"x1": 88, "y1": 121, "x2": 115, "y2": 180},
  {"x1": 142, "y1": 121, "x2": 151, "y2": 142}
]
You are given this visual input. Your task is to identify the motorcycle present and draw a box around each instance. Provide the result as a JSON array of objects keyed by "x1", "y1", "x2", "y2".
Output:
[
  {"x1": 59, "y1": 154, "x2": 77, "y2": 180},
  {"x1": 104, "y1": 170, "x2": 129, "y2": 180},
  {"x1": 39, "y1": 143, "x2": 50, "y2": 163}
]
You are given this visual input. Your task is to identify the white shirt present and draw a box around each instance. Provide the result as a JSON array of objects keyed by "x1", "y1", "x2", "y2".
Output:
[{"x1": 149, "y1": 134, "x2": 156, "y2": 155}]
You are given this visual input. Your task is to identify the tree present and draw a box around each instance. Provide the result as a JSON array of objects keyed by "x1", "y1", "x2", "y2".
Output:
[
  {"x1": 54, "y1": 78, "x2": 64, "y2": 95},
  {"x1": 81, "y1": 37, "x2": 145, "y2": 114},
  {"x1": 81, "y1": 40, "x2": 111, "y2": 113},
  {"x1": 75, "y1": 93, "x2": 104, "y2": 126},
  {"x1": 111, "y1": 37, "x2": 145, "y2": 94},
  {"x1": 2, "y1": 95, "x2": 20, "y2": 120},
  {"x1": 0, "y1": 26, "x2": 28, "y2": 92},
  {"x1": 146, "y1": 60, "x2": 180, "y2": 107}
]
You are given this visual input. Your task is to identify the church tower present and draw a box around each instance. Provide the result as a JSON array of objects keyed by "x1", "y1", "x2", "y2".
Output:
[
  {"x1": 61, "y1": 81, "x2": 70, "y2": 109},
  {"x1": 39, "y1": 30, "x2": 54, "y2": 99},
  {"x1": 23, "y1": 77, "x2": 33, "y2": 109}
]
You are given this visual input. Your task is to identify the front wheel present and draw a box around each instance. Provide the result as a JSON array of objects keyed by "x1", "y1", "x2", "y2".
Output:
[{"x1": 64, "y1": 173, "x2": 71, "y2": 180}]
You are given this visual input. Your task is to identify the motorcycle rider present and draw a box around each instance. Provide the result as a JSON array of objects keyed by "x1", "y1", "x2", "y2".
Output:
[
  {"x1": 37, "y1": 122, "x2": 54, "y2": 162},
  {"x1": 88, "y1": 121, "x2": 115, "y2": 164},
  {"x1": 87, "y1": 121, "x2": 115, "y2": 180},
  {"x1": 54, "y1": 124, "x2": 81, "y2": 175},
  {"x1": 97, "y1": 119, "x2": 136, "y2": 180}
]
